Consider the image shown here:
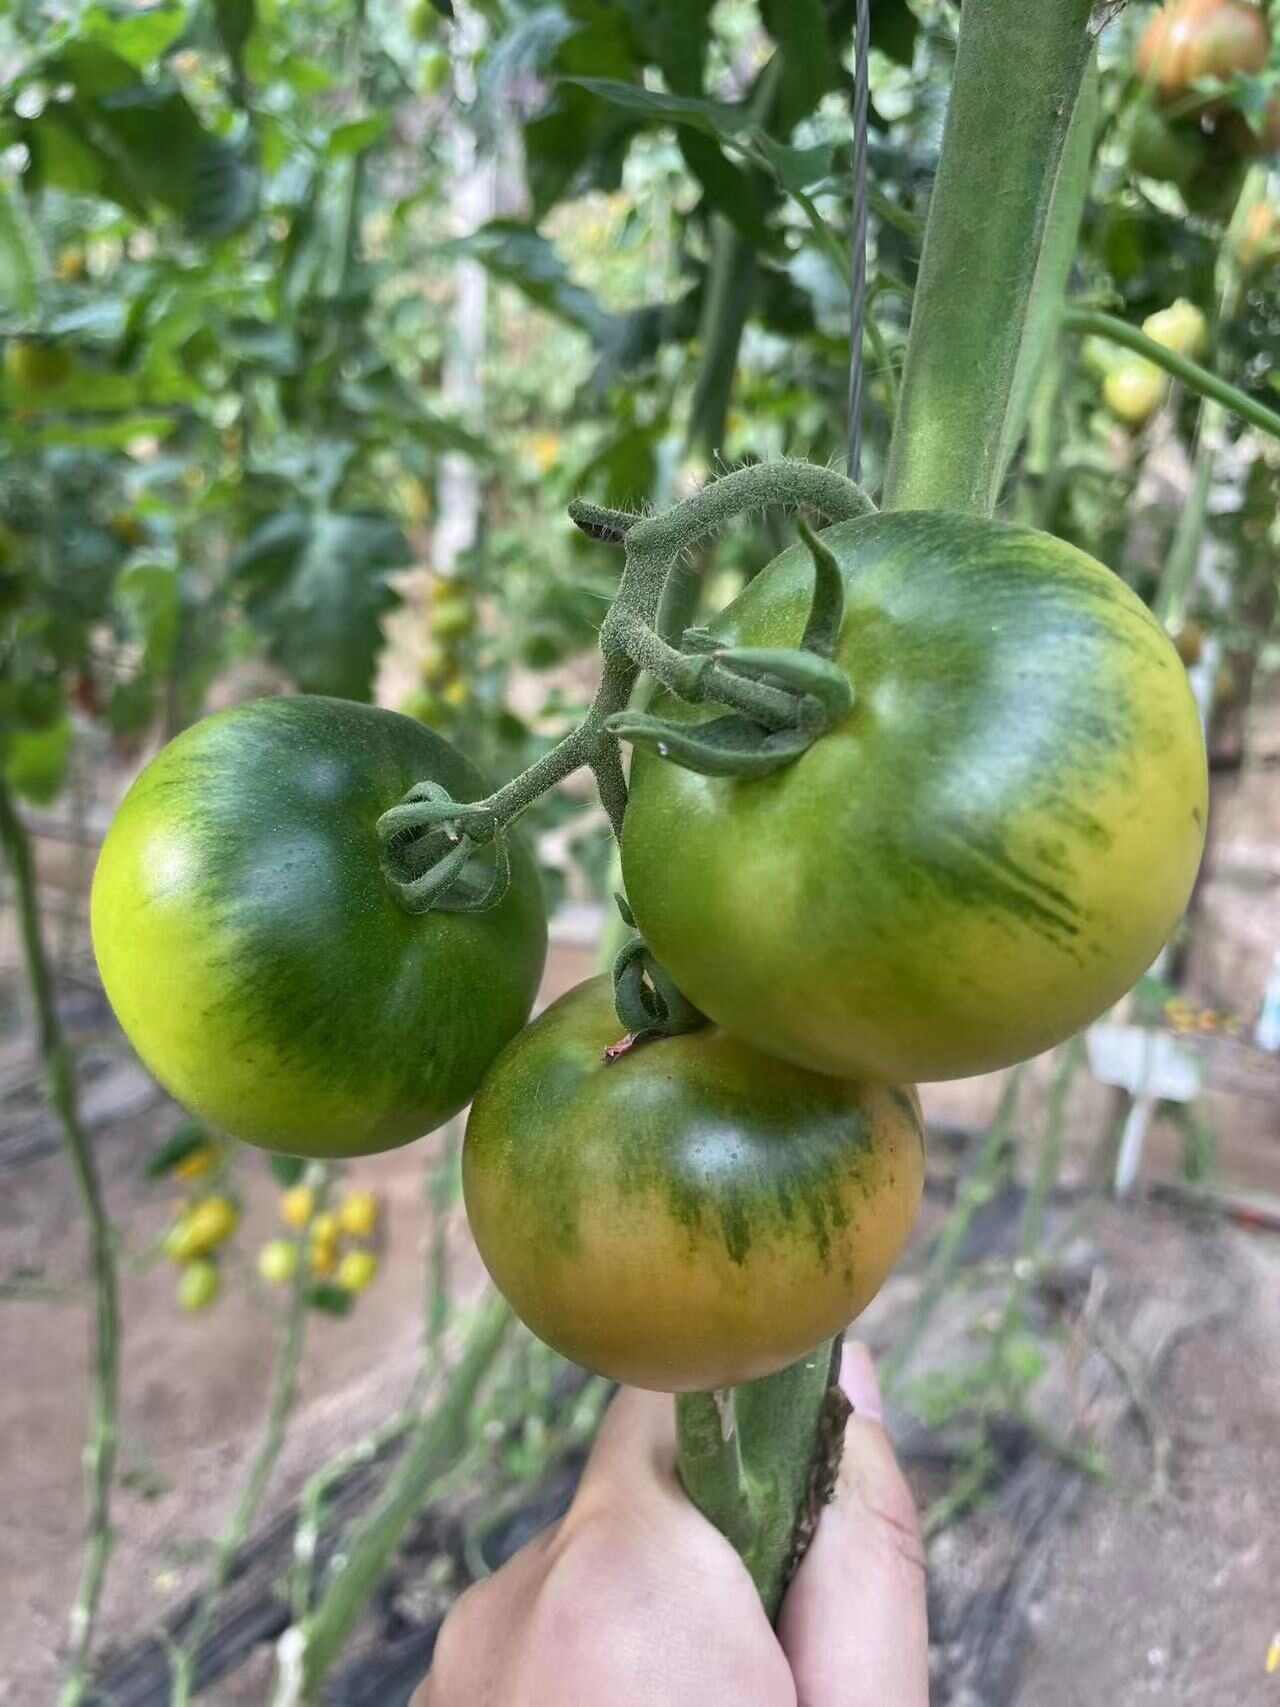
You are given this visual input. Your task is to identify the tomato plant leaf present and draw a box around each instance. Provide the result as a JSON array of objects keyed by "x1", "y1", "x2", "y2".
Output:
[
  {"x1": 232, "y1": 509, "x2": 410, "y2": 700},
  {"x1": 79, "y1": 3, "x2": 188, "y2": 69},
  {"x1": 14, "y1": 45, "x2": 258, "y2": 237},
  {"x1": 269, "y1": 1155, "x2": 308, "y2": 1187},
  {"x1": 4, "y1": 717, "x2": 73, "y2": 804},
  {"x1": 0, "y1": 179, "x2": 42, "y2": 320},
  {"x1": 760, "y1": 0, "x2": 841, "y2": 136},
  {"x1": 213, "y1": 0, "x2": 257, "y2": 91},
  {"x1": 307, "y1": 1284, "x2": 356, "y2": 1316}
]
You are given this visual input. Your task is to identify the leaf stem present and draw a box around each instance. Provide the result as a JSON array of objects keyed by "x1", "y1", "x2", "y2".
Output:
[
  {"x1": 1062, "y1": 307, "x2": 1280, "y2": 442},
  {"x1": 0, "y1": 781, "x2": 120, "y2": 1707},
  {"x1": 168, "y1": 1166, "x2": 329, "y2": 1705}
]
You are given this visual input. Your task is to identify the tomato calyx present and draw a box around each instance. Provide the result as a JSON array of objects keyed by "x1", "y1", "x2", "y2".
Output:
[
  {"x1": 377, "y1": 779, "x2": 513, "y2": 914},
  {"x1": 378, "y1": 463, "x2": 874, "y2": 915},
  {"x1": 604, "y1": 521, "x2": 854, "y2": 780},
  {"x1": 609, "y1": 932, "x2": 709, "y2": 1057}
]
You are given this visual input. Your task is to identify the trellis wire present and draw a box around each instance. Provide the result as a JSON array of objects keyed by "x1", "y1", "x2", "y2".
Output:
[{"x1": 847, "y1": 0, "x2": 871, "y2": 482}]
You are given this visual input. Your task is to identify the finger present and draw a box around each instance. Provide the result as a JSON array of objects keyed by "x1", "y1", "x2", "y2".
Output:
[
  {"x1": 576, "y1": 1386, "x2": 680, "y2": 1501},
  {"x1": 778, "y1": 1343, "x2": 929, "y2": 1707}
]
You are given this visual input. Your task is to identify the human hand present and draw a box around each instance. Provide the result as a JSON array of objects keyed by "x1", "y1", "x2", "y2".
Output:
[{"x1": 415, "y1": 1343, "x2": 928, "y2": 1707}]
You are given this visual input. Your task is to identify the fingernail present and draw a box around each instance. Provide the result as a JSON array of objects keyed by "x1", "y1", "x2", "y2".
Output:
[{"x1": 839, "y1": 1341, "x2": 883, "y2": 1422}]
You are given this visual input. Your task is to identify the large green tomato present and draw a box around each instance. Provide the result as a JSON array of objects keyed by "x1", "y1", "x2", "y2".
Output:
[
  {"x1": 463, "y1": 977, "x2": 924, "y2": 1393},
  {"x1": 92, "y1": 696, "x2": 546, "y2": 1156},
  {"x1": 621, "y1": 512, "x2": 1207, "y2": 1084}
]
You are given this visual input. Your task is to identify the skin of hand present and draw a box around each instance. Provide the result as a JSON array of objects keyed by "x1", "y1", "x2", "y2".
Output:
[{"x1": 415, "y1": 1343, "x2": 929, "y2": 1707}]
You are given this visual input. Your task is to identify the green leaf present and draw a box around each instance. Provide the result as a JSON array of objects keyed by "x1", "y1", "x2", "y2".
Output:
[
  {"x1": 617, "y1": 0, "x2": 712, "y2": 96},
  {"x1": 0, "y1": 180, "x2": 42, "y2": 321},
  {"x1": 17, "y1": 44, "x2": 258, "y2": 237},
  {"x1": 213, "y1": 0, "x2": 256, "y2": 88},
  {"x1": 80, "y1": 3, "x2": 188, "y2": 68},
  {"x1": 326, "y1": 115, "x2": 391, "y2": 158},
  {"x1": 760, "y1": 0, "x2": 840, "y2": 134},
  {"x1": 115, "y1": 559, "x2": 180, "y2": 672},
  {"x1": 232, "y1": 510, "x2": 410, "y2": 700},
  {"x1": 563, "y1": 77, "x2": 771, "y2": 239},
  {"x1": 523, "y1": 2, "x2": 643, "y2": 218},
  {"x1": 447, "y1": 221, "x2": 617, "y2": 341},
  {"x1": 4, "y1": 717, "x2": 72, "y2": 805},
  {"x1": 867, "y1": 0, "x2": 919, "y2": 66},
  {"x1": 307, "y1": 1284, "x2": 355, "y2": 1316},
  {"x1": 269, "y1": 1154, "x2": 307, "y2": 1187},
  {"x1": 753, "y1": 136, "x2": 836, "y2": 193},
  {"x1": 5, "y1": 414, "x2": 180, "y2": 450},
  {"x1": 564, "y1": 77, "x2": 751, "y2": 139},
  {"x1": 144, "y1": 1121, "x2": 211, "y2": 1181}
]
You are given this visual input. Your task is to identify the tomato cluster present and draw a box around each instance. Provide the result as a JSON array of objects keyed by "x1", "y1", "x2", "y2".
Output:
[
  {"x1": 1130, "y1": 1, "x2": 1280, "y2": 216},
  {"x1": 92, "y1": 500, "x2": 1207, "y2": 1393}
]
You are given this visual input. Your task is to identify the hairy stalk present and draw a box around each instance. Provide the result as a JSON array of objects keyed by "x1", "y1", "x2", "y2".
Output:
[
  {"x1": 0, "y1": 782, "x2": 121, "y2": 1707},
  {"x1": 1064, "y1": 308, "x2": 1280, "y2": 441},
  {"x1": 169, "y1": 1167, "x2": 329, "y2": 1705},
  {"x1": 675, "y1": 1345, "x2": 845, "y2": 1620},
  {"x1": 997, "y1": 56, "x2": 1101, "y2": 493},
  {"x1": 883, "y1": 0, "x2": 1096, "y2": 514},
  {"x1": 274, "y1": 1295, "x2": 513, "y2": 1704},
  {"x1": 379, "y1": 462, "x2": 874, "y2": 865}
]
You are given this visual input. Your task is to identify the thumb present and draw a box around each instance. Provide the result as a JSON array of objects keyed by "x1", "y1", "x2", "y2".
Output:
[{"x1": 777, "y1": 1342, "x2": 929, "y2": 1707}]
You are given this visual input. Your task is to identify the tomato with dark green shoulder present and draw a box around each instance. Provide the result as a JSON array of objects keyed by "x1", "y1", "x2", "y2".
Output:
[
  {"x1": 621, "y1": 512, "x2": 1207, "y2": 1084},
  {"x1": 91, "y1": 695, "x2": 546, "y2": 1157},
  {"x1": 463, "y1": 977, "x2": 924, "y2": 1392}
]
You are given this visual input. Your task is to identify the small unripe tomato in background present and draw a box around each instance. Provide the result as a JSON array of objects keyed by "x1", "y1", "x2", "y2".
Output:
[
  {"x1": 178, "y1": 1260, "x2": 220, "y2": 1312},
  {"x1": 1104, "y1": 358, "x2": 1168, "y2": 425},
  {"x1": 1142, "y1": 298, "x2": 1209, "y2": 360},
  {"x1": 338, "y1": 1191, "x2": 380, "y2": 1239},
  {"x1": 258, "y1": 1240, "x2": 300, "y2": 1285},
  {"x1": 336, "y1": 1250, "x2": 379, "y2": 1294},
  {"x1": 280, "y1": 1185, "x2": 315, "y2": 1229},
  {"x1": 186, "y1": 1195, "x2": 238, "y2": 1253},
  {"x1": 310, "y1": 1237, "x2": 339, "y2": 1277}
]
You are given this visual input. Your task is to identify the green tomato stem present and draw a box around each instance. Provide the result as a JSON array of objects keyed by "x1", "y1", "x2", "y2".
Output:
[
  {"x1": 1063, "y1": 308, "x2": 1280, "y2": 443},
  {"x1": 282, "y1": 1294, "x2": 514, "y2": 1699},
  {"x1": 169, "y1": 1167, "x2": 328, "y2": 1705},
  {"x1": 675, "y1": 1341, "x2": 847, "y2": 1620},
  {"x1": 882, "y1": 0, "x2": 1096, "y2": 515},
  {"x1": 0, "y1": 781, "x2": 121, "y2": 1707},
  {"x1": 381, "y1": 463, "x2": 875, "y2": 875}
]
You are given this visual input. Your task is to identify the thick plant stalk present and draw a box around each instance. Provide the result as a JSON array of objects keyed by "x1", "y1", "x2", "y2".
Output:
[
  {"x1": 676, "y1": 0, "x2": 1097, "y2": 1620},
  {"x1": 676, "y1": 1348, "x2": 845, "y2": 1619},
  {"x1": 0, "y1": 782, "x2": 120, "y2": 1707},
  {"x1": 883, "y1": 0, "x2": 1096, "y2": 515},
  {"x1": 168, "y1": 1168, "x2": 328, "y2": 1704},
  {"x1": 272, "y1": 1294, "x2": 513, "y2": 1703},
  {"x1": 996, "y1": 56, "x2": 1101, "y2": 493}
]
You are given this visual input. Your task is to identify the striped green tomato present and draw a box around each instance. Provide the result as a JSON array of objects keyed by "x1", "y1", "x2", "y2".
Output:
[
  {"x1": 621, "y1": 512, "x2": 1207, "y2": 1084},
  {"x1": 463, "y1": 977, "x2": 924, "y2": 1392},
  {"x1": 91, "y1": 696, "x2": 546, "y2": 1157}
]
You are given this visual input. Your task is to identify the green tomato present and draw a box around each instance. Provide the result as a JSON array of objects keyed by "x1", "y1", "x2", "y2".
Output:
[
  {"x1": 1142, "y1": 299, "x2": 1209, "y2": 361},
  {"x1": 257, "y1": 1239, "x2": 300, "y2": 1285},
  {"x1": 463, "y1": 978, "x2": 925, "y2": 1392},
  {"x1": 91, "y1": 696, "x2": 547, "y2": 1157},
  {"x1": 178, "y1": 1259, "x2": 220, "y2": 1312},
  {"x1": 1104, "y1": 358, "x2": 1169, "y2": 425},
  {"x1": 620, "y1": 513, "x2": 1207, "y2": 1085}
]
